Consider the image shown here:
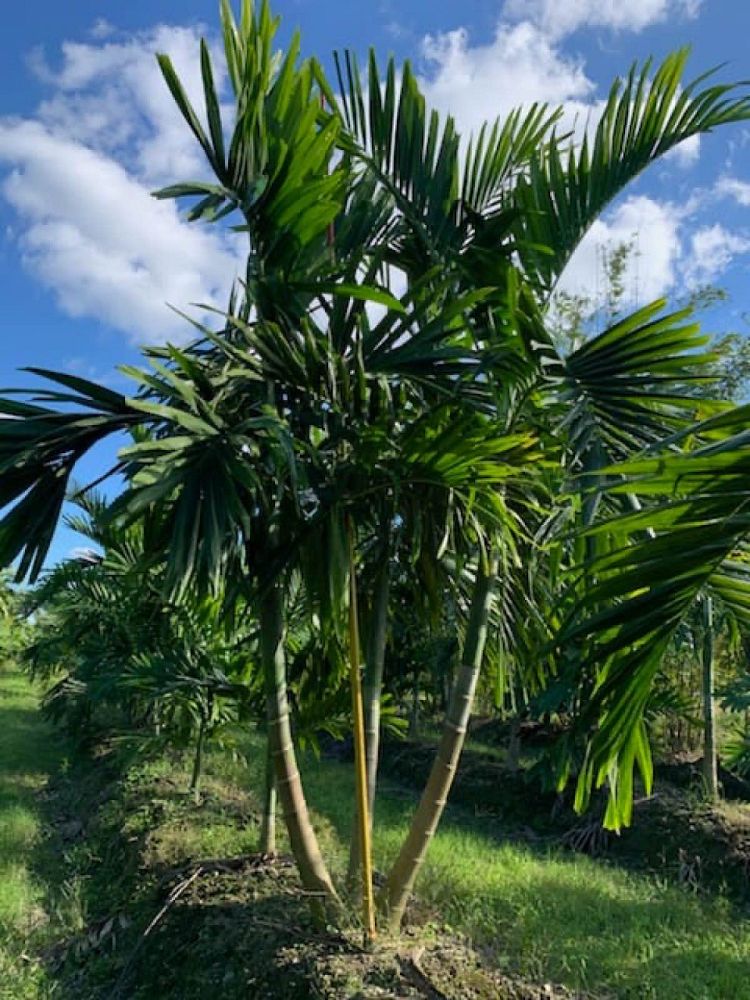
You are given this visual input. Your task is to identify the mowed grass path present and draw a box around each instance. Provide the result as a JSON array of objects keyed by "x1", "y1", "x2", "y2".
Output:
[{"x1": 0, "y1": 662, "x2": 62, "y2": 996}]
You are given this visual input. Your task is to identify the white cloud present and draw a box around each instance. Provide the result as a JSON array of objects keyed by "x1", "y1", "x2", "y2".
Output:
[
  {"x1": 559, "y1": 195, "x2": 683, "y2": 304},
  {"x1": 420, "y1": 21, "x2": 595, "y2": 139},
  {"x1": 664, "y1": 134, "x2": 701, "y2": 169},
  {"x1": 682, "y1": 224, "x2": 750, "y2": 287},
  {"x1": 716, "y1": 176, "x2": 750, "y2": 208},
  {"x1": 30, "y1": 25, "x2": 220, "y2": 186},
  {"x1": 502, "y1": 0, "x2": 702, "y2": 39},
  {"x1": 418, "y1": 13, "x2": 706, "y2": 172},
  {"x1": 0, "y1": 6, "x2": 726, "y2": 353},
  {"x1": 558, "y1": 197, "x2": 750, "y2": 308},
  {"x1": 417, "y1": 11, "x2": 718, "y2": 303},
  {"x1": 90, "y1": 19, "x2": 116, "y2": 41},
  {"x1": 0, "y1": 120, "x2": 238, "y2": 344},
  {"x1": 0, "y1": 26, "x2": 240, "y2": 345}
]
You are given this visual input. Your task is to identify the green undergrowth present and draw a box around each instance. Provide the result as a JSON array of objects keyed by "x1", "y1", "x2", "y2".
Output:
[{"x1": 3, "y1": 661, "x2": 750, "y2": 998}]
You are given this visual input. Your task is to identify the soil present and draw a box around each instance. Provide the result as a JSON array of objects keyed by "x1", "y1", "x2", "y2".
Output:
[{"x1": 127, "y1": 860, "x2": 585, "y2": 999}]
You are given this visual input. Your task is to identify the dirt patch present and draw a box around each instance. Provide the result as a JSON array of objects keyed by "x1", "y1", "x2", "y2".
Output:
[
  {"x1": 608, "y1": 788, "x2": 750, "y2": 902},
  {"x1": 118, "y1": 860, "x2": 587, "y2": 999}
]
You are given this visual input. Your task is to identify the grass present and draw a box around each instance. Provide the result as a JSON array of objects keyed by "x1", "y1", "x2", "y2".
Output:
[
  {"x1": 0, "y1": 661, "x2": 65, "y2": 997},
  {"x1": 297, "y1": 751, "x2": 750, "y2": 1000},
  {"x1": 3, "y1": 661, "x2": 750, "y2": 998}
]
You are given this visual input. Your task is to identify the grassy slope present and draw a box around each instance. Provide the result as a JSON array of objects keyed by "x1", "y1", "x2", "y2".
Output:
[
  {"x1": 299, "y1": 754, "x2": 750, "y2": 1000},
  {"x1": 0, "y1": 663, "x2": 64, "y2": 997},
  {"x1": 2, "y1": 662, "x2": 750, "y2": 998}
]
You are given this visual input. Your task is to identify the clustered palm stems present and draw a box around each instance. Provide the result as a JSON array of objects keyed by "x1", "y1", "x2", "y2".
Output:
[{"x1": 3, "y1": 0, "x2": 750, "y2": 933}]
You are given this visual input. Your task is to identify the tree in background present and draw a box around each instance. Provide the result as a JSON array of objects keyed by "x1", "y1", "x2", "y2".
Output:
[
  {"x1": 24, "y1": 492, "x2": 258, "y2": 805},
  {"x1": 0, "y1": 572, "x2": 30, "y2": 665}
]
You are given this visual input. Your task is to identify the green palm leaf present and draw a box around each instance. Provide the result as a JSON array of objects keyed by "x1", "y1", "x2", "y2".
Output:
[
  {"x1": 561, "y1": 298, "x2": 722, "y2": 465},
  {"x1": 559, "y1": 408, "x2": 750, "y2": 827},
  {"x1": 513, "y1": 50, "x2": 750, "y2": 292},
  {"x1": 0, "y1": 378, "x2": 139, "y2": 580}
]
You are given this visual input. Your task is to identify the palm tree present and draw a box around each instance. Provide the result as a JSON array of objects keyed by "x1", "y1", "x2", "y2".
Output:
[
  {"x1": 0, "y1": 571, "x2": 23, "y2": 663},
  {"x1": 554, "y1": 404, "x2": 750, "y2": 828},
  {"x1": 323, "y1": 40, "x2": 750, "y2": 926},
  {"x1": 24, "y1": 492, "x2": 256, "y2": 800}
]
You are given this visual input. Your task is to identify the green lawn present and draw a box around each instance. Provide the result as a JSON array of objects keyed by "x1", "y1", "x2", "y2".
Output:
[
  {"x1": 0, "y1": 663, "x2": 64, "y2": 996},
  {"x1": 2, "y1": 664, "x2": 750, "y2": 999},
  {"x1": 290, "y1": 750, "x2": 750, "y2": 1000}
]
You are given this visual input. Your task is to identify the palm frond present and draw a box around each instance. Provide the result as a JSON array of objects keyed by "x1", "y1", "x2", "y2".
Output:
[
  {"x1": 561, "y1": 298, "x2": 722, "y2": 466},
  {"x1": 0, "y1": 376, "x2": 138, "y2": 581},
  {"x1": 514, "y1": 50, "x2": 750, "y2": 292},
  {"x1": 557, "y1": 408, "x2": 750, "y2": 827}
]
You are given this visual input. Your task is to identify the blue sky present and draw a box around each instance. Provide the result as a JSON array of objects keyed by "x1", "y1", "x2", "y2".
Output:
[{"x1": 2, "y1": 0, "x2": 750, "y2": 566}]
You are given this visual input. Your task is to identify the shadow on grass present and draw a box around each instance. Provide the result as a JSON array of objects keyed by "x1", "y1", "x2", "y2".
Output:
[
  {"x1": 13, "y1": 716, "x2": 750, "y2": 1000},
  {"x1": 0, "y1": 705, "x2": 53, "y2": 758},
  {"x1": 24, "y1": 741, "x2": 289, "y2": 998},
  {"x1": 298, "y1": 751, "x2": 750, "y2": 1000}
]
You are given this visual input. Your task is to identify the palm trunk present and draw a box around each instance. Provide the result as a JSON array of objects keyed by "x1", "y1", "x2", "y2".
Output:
[
  {"x1": 507, "y1": 714, "x2": 521, "y2": 773},
  {"x1": 348, "y1": 556, "x2": 389, "y2": 883},
  {"x1": 409, "y1": 674, "x2": 420, "y2": 737},
  {"x1": 259, "y1": 580, "x2": 340, "y2": 921},
  {"x1": 260, "y1": 738, "x2": 277, "y2": 855},
  {"x1": 346, "y1": 516, "x2": 377, "y2": 942},
  {"x1": 378, "y1": 554, "x2": 497, "y2": 931},
  {"x1": 189, "y1": 716, "x2": 206, "y2": 804},
  {"x1": 702, "y1": 595, "x2": 719, "y2": 800},
  {"x1": 364, "y1": 558, "x2": 390, "y2": 819}
]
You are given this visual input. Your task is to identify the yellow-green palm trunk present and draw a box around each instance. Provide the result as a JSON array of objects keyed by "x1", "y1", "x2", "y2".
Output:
[
  {"x1": 347, "y1": 517, "x2": 377, "y2": 942},
  {"x1": 348, "y1": 557, "x2": 389, "y2": 884},
  {"x1": 364, "y1": 559, "x2": 390, "y2": 815},
  {"x1": 259, "y1": 582, "x2": 340, "y2": 921},
  {"x1": 378, "y1": 555, "x2": 497, "y2": 930}
]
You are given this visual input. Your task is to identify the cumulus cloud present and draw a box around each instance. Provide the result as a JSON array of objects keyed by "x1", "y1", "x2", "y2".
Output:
[
  {"x1": 30, "y1": 25, "x2": 221, "y2": 186},
  {"x1": 559, "y1": 195, "x2": 683, "y2": 304},
  {"x1": 682, "y1": 224, "x2": 750, "y2": 287},
  {"x1": 417, "y1": 13, "x2": 714, "y2": 303},
  {"x1": 502, "y1": 0, "x2": 702, "y2": 39},
  {"x1": 716, "y1": 176, "x2": 750, "y2": 208},
  {"x1": 0, "y1": 120, "x2": 238, "y2": 343},
  {"x1": 559, "y1": 200, "x2": 749, "y2": 306},
  {"x1": 1, "y1": 25, "x2": 240, "y2": 345},
  {"x1": 0, "y1": 2, "x2": 734, "y2": 351},
  {"x1": 420, "y1": 20, "x2": 595, "y2": 140},
  {"x1": 418, "y1": 8, "x2": 706, "y2": 159},
  {"x1": 664, "y1": 134, "x2": 701, "y2": 169}
]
